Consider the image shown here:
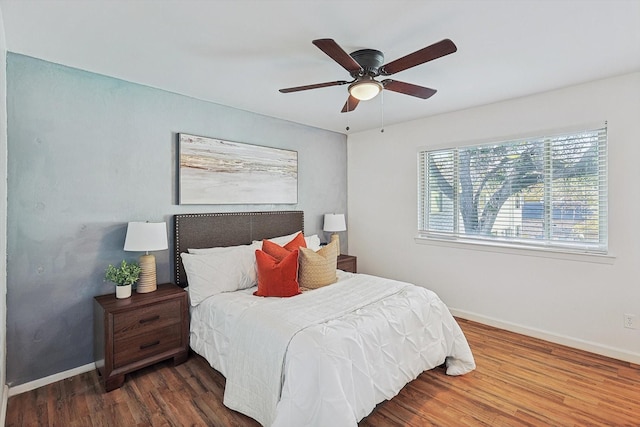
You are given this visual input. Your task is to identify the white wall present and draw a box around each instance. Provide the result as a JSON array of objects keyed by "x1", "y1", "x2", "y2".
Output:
[{"x1": 347, "y1": 72, "x2": 640, "y2": 363}]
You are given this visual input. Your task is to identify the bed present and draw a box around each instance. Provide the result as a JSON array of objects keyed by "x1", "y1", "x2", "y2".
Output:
[{"x1": 174, "y1": 211, "x2": 475, "y2": 427}]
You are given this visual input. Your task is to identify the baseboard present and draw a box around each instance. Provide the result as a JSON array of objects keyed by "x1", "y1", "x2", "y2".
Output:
[
  {"x1": 450, "y1": 308, "x2": 640, "y2": 365},
  {"x1": 8, "y1": 362, "x2": 96, "y2": 397},
  {"x1": 0, "y1": 384, "x2": 8, "y2": 427}
]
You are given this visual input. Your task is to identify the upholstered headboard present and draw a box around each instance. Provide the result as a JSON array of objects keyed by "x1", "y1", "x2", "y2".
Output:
[{"x1": 173, "y1": 211, "x2": 304, "y2": 287}]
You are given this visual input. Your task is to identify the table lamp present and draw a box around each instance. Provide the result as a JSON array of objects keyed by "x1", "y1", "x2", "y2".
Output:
[
  {"x1": 124, "y1": 221, "x2": 168, "y2": 293},
  {"x1": 323, "y1": 213, "x2": 346, "y2": 252}
]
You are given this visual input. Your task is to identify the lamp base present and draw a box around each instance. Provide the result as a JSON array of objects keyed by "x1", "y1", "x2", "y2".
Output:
[
  {"x1": 136, "y1": 254, "x2": 157, "y2": 293},
  {"x1": 331, "y1": 233, "x2": 341, "y2": 255}
]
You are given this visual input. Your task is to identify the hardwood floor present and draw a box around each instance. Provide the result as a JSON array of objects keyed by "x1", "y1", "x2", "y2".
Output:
[{"x1": 6, "y1": 319, "x2": 640, "y2": 426}]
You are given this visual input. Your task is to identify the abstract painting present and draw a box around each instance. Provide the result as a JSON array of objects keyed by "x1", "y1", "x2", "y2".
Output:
[{"x1": 179, "y1": 133, "x2": 298, "y2": 204}]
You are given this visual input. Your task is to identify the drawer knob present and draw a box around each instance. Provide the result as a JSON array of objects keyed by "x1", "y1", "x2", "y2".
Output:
[
  {"x1": 140, "y1": 340, "x2": 160, "y2": 350},
  {"x1": 139, "y1": 315, "x2": 160, "y2": 324}
]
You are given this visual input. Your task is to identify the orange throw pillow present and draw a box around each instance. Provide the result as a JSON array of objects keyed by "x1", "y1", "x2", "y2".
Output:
[
  {"x1": 262, "y1": 232, "x2": 307, "y2": 261},
  {"x1": 253, "y1": 249, "x2": 301, "y2": 297}
]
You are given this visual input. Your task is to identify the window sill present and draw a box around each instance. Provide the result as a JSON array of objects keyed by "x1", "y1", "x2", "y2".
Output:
[{"x1": 413, "y1": 235, "x2": 616, "y2": 264}]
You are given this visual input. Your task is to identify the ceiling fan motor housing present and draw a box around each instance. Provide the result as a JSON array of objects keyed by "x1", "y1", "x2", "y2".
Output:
[{"x1": 349, "y1": 49, "x2": 384, "y2": 77}]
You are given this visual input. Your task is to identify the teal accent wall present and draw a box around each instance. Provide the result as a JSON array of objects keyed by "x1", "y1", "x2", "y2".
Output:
[
  {"x1": 0, "y1": 7, "x2": 9, "y2": 403},
  {"x1": 6, "y1": 53, "x2": 347, "y2": 386}
]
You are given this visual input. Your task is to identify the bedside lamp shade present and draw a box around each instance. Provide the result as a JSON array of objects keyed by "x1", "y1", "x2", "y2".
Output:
[
  {"x1": 124, "y1": 222, "x2": 168, "y2": 293},
  {"x1": 323, "y1": 214, "x2": 346, "y2": 233},
  {"x1": 324, "y1": 213, "x2": 346, "y2": 255}
]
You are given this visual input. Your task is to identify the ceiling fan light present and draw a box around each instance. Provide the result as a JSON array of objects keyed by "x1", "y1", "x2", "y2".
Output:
[{"x1": 348, "y1": 80, "x2": 383, "y2": 101}]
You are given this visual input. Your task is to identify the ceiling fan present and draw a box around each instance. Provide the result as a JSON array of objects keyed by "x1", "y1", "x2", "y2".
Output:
[{"x1": 279, "y1": 38, "x2": 457, "y2": 113}]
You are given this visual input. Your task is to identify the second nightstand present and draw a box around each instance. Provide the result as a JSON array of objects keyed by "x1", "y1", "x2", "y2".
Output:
[
  {"x1": 93, "y1": 283, "x2": 189, "y2": 392},
  {"x1": 337, "y1": 254, "x2": 357, "y2": 273}
]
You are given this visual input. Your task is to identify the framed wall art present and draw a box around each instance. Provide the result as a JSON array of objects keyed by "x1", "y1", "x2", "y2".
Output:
[{"x1": 178, "y1": 133, "x2": 298, "y2": 205}]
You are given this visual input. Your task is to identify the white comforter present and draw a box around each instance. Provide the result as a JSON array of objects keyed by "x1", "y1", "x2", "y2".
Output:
[{"x1": 190, "y1": 272, "x2": 475, "y2": 426}]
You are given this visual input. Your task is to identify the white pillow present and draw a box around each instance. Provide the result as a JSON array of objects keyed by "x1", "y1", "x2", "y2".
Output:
[
  {"x1": 261, "y1": 231, "x2": 303, "y2": 246},
  {"x1": 257, "y1": 231, "x2": 322, "y2": 251},
  {"x1": 181, "y1": 242, "x2": 260, "y2": 306},
  {"x1": 305, "y1": 234, "x2": 322, "y2": 251}
]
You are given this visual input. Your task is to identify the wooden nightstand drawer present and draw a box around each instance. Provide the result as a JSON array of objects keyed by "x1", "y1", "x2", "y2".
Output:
[
  {"x1": 113, "y1": 299, "x2": 181, "y2": 338},
  {"x1": 337, "y1": 254, "x2": 357, "y2": 273},
  {"x1": 114, "y1": 323, "x2": 182, "y2": 368}
]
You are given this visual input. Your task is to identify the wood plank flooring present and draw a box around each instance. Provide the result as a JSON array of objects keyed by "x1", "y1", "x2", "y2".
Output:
[{"x1": 6, "y1": 319, "x2": 640, "y2": 426}]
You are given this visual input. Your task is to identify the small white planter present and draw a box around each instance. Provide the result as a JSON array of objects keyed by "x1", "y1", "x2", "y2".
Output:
[{"x1": 116, "y1": 284, "x2": 132, "y2": 299}]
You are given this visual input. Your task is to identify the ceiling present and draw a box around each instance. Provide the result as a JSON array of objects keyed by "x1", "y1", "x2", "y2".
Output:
[{"x1": 1, "y1": 0, "x2": 639, "y2": 134}]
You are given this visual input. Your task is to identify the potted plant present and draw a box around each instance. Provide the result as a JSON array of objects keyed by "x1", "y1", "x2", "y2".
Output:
[{"x1": 105, "y1": 260, "x2": 141, "y2": 299}]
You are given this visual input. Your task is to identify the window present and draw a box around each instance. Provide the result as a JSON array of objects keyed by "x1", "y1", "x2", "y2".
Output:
[{"x1": 418, "y1": 125, "x2": 607, "y2": 254}]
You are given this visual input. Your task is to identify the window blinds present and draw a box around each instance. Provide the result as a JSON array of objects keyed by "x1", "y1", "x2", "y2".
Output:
[{"x1": 418, "y1": 125, "x2": 607, "y2": 254}]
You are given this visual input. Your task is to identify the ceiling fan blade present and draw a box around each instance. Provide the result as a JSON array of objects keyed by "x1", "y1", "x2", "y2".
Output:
[
  {"x1": 341, "y1": 95, "x2": 360, "y2": 113},
  {"x1": 380, "y1": 39, "x2": 457, "y2": 76},
  {"x1": 382, "y1": 80, "x2": 437, "y2": 99},
  {"x1": 313, "y1": 39, "x2": 363, "y2": 74},
  {"x1": 279, "y1": 80, "x2": 350, "y2": 93}
]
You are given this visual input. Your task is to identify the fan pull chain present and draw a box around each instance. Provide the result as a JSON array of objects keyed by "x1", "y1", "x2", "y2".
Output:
[
  {"x1": 345, "y1": 99, "x2": 350, "y2": 132},
  {"x1": 380, "y1": 90, "x2": 385, "y2": 133}
]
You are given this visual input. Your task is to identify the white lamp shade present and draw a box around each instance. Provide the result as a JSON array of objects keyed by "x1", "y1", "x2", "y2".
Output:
[
  {"x1": 323, "y1": 214, "x2": 346, "y2": 232},
  {"x1": 124, "y1": 222, "x2": 168, "y2": 252}
]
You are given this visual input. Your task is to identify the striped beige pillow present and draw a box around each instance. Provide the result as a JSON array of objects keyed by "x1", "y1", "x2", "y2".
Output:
[{"x1": 298, "y1": 239, "x2": 338, "y2": 289}]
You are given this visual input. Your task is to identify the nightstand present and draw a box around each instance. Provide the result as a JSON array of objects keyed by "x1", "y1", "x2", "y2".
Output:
[
  {"x1": 337, "y1": 254, "x2": 357, "y2": 273},
  {"x1": 93, "y1": 283, "x2": 189, "y2": 392}
]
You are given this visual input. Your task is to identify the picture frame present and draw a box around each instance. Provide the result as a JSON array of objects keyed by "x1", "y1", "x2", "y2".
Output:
[{"x1": 178, "y1": 133, "x2": 298, "y2": 205}]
